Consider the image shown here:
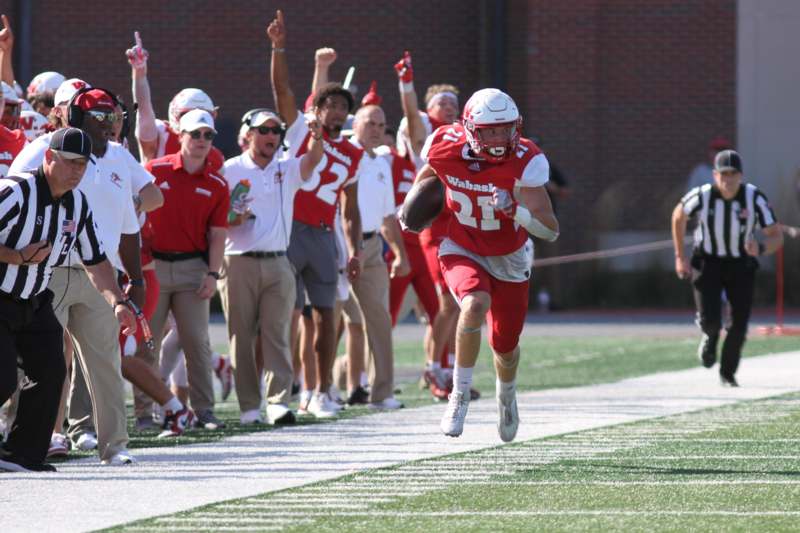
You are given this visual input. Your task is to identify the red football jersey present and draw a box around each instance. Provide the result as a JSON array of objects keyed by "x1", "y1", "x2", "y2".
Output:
[
  {"x1": 0, "y1": 126, "x2": 27, "y2": 178},
  {"x1": 425, "y1": 123, "x2": 548, "y2": 256},
  {"x1": 293, "y1": 131, "x2": 364, "y2": 227},
  {"x1": 160, "y1": 121, "x2": 225, "y2": 173}
]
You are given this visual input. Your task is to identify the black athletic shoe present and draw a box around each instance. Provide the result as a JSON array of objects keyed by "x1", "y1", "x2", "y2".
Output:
[
  {"x1": 346, "y1": 386, "x2": 370, "y2": 406},
  {"x1": 193, "y1": 409, "x2": 227, "y2": 430},
  {"x1": 720, "y1": 374, "x2": 739, "y2": 387},
  {"x1": 697, "y1": 334, "x2": 717, "y2": 368},
  {"x1": 0, "y1": 448, "x2": 57, "y2": 473}
]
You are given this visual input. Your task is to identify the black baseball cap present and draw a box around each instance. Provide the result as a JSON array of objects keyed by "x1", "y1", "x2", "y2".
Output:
[
  {"x1": 49, "y1": 127, "x2": 93, "y2": 160},
  {"x1": 714, "y1": 150, "x2": 742, "y2": 173}
]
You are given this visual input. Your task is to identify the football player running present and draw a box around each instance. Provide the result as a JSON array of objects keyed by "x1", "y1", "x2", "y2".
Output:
[{"x1": 409, "y1": 88, "x2": 558, "y2": 442}]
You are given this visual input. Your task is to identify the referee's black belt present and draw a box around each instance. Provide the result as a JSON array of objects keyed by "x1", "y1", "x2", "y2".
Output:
[
  {"x1": 241, "y1": 250, "x2": 286, "y2": 259},
  {"x1": 363, "y1": 231, "x2": 377, "y2": 240},
  {"x1": 152, "y1": 251, "x2": 206, "y2": 262}
]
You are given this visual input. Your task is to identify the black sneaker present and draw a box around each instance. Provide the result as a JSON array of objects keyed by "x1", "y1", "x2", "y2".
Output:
[
  {"x1": 0, "y1": 448, "x2": 57, "y2": 473},
  {"x1": 720, "y1": 374, "x2": 739, "y2": 387},
  {"x1": 697, "y1": 334, "x2": 717, "y2": 368},
  {"x1": 193, "y1": 409, "x2": 227, "y2": 430},
  {"x1": 347, "y1": 386, "x2": 370, "y2": 406}
]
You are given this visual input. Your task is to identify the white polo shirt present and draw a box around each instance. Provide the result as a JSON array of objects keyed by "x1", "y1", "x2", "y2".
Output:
[
  {"x1": 223, "y1": 150, "x2": 304, "y2": 254},
  {"x1": 349, "y1": 138, "x2": 395, "y2": 233},
  {"x1": 10, "y1": 135, "x2": 154, "y2": 270}
]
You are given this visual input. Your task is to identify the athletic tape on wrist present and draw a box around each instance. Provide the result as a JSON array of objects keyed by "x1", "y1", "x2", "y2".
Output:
[{"x1": 514, "y1": 206, "x2": 558, "y2": 242}]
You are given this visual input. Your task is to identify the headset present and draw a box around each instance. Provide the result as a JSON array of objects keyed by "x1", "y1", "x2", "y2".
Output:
[
  {"x1": 241, "y1": 107, "x2": 287, "y2": 150},
  {"x1": 67, "y1": 86, "x2": 129, "y2": 139}
]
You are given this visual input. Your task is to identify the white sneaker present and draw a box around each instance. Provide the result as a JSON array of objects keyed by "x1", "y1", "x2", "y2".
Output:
[
  {"x1": 240, "y1": 408, "x2": 264, "y2": 425},
  {"x1": 325, "y1": 391, "x2": 343, "y2": 412},
  {"x1": 497, "y1": 387, "x2": 519, "y2": 443},
  {"x1": 440, "y1": 390, "x2": 469, "y2": 437},
  {"x1": 327, "y1": 386, "x2": 345, "y2": 410},
  {"x1": 306, "y1": 392, "x2": 337, "y2": 419},
  {"x1": 266, "y1": 403, "x2": 296, "y2": 425},
  {"x1": 73, "y1": 432, "x2": 98, "y2": 451},
  {"x1": 368, "y1": 396, "x2": 405, "y2": 410},
  {"x1": 101, "y1": 449, "x2": 136, "y2": 466}
]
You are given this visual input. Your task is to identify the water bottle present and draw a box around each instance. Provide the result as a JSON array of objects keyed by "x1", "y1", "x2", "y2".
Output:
[{"x1": 228, "y1": 179, "x2": 251, "y2": 223}]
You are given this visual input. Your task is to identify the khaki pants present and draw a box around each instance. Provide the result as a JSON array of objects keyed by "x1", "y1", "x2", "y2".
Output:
[
  {"x1": 149, "y1": 258, "x2": 215, "y2": 413},
  {"x1": 49, "y1": 267, "x2": 128, "y2": 461},
  {"x1": 349, "y1": 236, "x2": 394, "y2": 402},
  {"x1": 219, "y1": 254, "x2": 295, "y2": 411}
]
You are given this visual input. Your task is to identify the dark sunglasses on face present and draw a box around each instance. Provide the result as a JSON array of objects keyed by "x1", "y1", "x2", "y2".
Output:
[
  {"x1": 253, "y1": 125, "x2": 283, "y2": 135},
  {"x1": 188, "y1": 130, "x2": 216, "y2": 141},
  {"x1": 87, "y1": 109, "x2": 118, "y2": 124}
]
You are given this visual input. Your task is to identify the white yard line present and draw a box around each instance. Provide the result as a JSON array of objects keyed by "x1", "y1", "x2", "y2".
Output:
[{"x1": 4, "y1": 351, "x2": 800, "y2": 533}]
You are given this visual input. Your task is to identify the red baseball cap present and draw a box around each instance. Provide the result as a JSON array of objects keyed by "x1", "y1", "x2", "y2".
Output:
[{"x1": 73, "y1": 89, "x2": 116, "y2": 111}]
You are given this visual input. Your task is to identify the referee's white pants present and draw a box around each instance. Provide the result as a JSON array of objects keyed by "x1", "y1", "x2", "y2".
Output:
[{"x1": 49, "y1": 267, "x2": 129, "y2": 461}]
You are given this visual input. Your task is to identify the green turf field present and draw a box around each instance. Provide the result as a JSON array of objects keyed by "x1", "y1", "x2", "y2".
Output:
[
  {"x1": 54, "y1": 334, "x2": 799, "y2": 458},
  {"x1": 106, "y1": 391, "x2": 800, "y2": 532}
]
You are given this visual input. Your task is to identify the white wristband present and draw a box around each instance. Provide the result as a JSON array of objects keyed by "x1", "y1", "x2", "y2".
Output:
[
  {"x1": 400, "y1": 81, "x2": 415, "y2": 93},
  {"x1": 514, "y1": 206, "x2": 559, "y2": 242}
]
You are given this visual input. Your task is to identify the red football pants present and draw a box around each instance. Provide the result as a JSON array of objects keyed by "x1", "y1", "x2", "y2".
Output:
[{"x1": 440, "y1": 254, "x2": 529, "y2": 354}]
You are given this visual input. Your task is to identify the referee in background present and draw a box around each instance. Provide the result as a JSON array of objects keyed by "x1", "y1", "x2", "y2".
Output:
[
  {"x1": 0, "y1": 128, "x2": 135, "y2": 473},
  {"x1": 672, "y1": 149, "x2": 783, "y2": 387}
]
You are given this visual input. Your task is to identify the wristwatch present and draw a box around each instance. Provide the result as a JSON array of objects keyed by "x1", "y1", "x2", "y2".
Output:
[{"x1": 207, "y1": 271, "x2": 221, "y2": 280}]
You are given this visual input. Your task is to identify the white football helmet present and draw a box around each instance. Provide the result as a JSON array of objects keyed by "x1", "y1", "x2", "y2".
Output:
[
  {"x1": 26, "y1": 71, "x2": 66, "y2": 97},
  {"x1": 461, "y1": 88, "x2": 522, "y2": 163},
  {"x1": 19, "y1": 110, "x2": 49, "y2": 141},
  {"x1": 168, "y1": 88, "x2": 215, "y2": 131},
  {"x1": 54, "y1": 78, "x2": 90, "y2": 106}
]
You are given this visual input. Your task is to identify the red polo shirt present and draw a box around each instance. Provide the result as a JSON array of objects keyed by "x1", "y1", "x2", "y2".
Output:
[{"x1": 145, "y1": 153, "x2": 229, "y2": 253}]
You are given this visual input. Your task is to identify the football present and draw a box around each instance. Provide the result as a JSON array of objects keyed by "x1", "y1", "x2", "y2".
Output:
[{"x1": 401, "y1": 175, "x2": 445, "y2": 232}]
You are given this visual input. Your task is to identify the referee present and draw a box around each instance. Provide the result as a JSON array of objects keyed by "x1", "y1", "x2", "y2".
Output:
[
  {"x1": 672, "y1": 150, "x2": 783, "y2": 387},
  {"x1": 0, "y1": 128, "x2": 135, "y2": 472}
]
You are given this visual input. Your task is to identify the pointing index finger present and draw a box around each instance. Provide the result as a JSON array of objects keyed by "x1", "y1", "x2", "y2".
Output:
[
  {"x1": 276, "y1": 9, "x2": 284, "y2": 24},
  {"x1": 134, "y1": 31, "x2": 142, "y2": 47}
]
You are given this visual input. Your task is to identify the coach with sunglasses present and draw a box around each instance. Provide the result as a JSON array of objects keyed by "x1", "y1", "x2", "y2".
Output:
[
  {"x1": 219, "y1": 109, "x2": 323, "y2": 425},
  {"x1": 145, "y1": 109, "x2": 229, "y2": 430}
]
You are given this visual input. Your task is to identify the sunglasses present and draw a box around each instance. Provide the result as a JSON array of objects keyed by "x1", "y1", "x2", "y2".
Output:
[
  {"x1": 253, "y1": 125, "x2": 283, "y2": 135},
  {"x1": 87, "y1": 110, "x2": 118, "y2": 124},
  {"x1": 188, "y1": 130, "x2": 216, "y2": 141}
]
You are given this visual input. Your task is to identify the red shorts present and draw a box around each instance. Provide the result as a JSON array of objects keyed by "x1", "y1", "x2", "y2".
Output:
[
  {"x1": 420, "y1": 239, "x2": 448, "y2": 292},
  {"x1": 386, "y1": 241, "x2": 439, "y2": 326},
  {"x1": 439, "y1": 254, "x2": 529, "y2": 354},
  {"x1": 119, "y1": 269, "x2": 160, "y2": 357}
]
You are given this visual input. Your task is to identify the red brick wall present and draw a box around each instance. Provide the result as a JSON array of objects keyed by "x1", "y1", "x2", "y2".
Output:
[
  {"x1": 2, "y1": 0, "x2": 736, "y2": 287},
  {"x1": 518, "y1": 0, "x2": 736, "y2": 254}
]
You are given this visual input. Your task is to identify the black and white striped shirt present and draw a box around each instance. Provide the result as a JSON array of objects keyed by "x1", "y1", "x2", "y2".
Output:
[
  {"x1": 681, "y1": 182, "x2": 777, "y2": 258},
  {"x1": 0, "y1": 167, "x2": 106, "y2": 299}
]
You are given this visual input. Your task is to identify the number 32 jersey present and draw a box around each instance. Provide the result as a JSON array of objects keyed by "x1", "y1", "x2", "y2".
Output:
[
  {"x1": 286, "y1": 112, "x2": 364, "y2": 228},
  {"x1": 422, "y1": 123, "x2": 550, "y2": 257}
]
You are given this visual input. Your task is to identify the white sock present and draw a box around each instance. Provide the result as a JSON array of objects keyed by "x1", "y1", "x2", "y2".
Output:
[
  {"x1": 453, "y1": 365, "x2": 473, "y2": 396},
  {"x1": 211, "y1": 352, "x2": 221, "y2": 369},
  {"x1": 162, "y1": 396, "x2": 182, "y2": 413},
  {"x1": 426, "y1": 361, "x2": 441, "y2": 370},
  {"x1": 300, "y1": 389, "x2": 313, "y2": 404},
  {"x1": 497, "y1": 378, "x2": 516, "y2": 396},
  {"x1": 447, "y1": 353, "x2": 455, "y2": 366}
]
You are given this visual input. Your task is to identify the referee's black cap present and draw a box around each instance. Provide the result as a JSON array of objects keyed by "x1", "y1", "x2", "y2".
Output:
[
  {"x1": 714, "y1": 149, "x2": 742, "y2": 173},
  {"x1": 49, "y1": 127, "x2": 93, "y2": 160}
]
